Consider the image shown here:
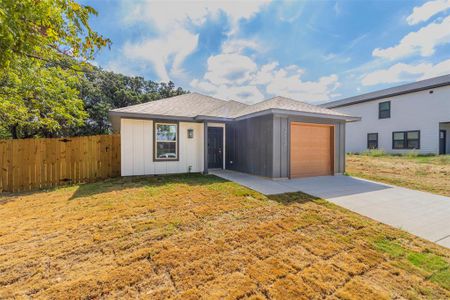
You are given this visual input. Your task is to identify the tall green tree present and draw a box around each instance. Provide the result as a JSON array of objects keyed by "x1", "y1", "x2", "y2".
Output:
[
  {"x1": 0, "y1": 0, "x2": 110, "y2": 139},
  {"x1": 73, "y1": 68, "x2": 188, "y2": 136}
]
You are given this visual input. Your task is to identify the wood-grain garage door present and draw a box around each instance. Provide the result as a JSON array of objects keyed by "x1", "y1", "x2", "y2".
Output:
[{"x1": 290, "y1": 122, "x2": 334, "y2": 178}]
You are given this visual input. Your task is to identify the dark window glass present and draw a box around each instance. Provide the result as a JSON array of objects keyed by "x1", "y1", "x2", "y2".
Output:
[
  {"x1": 367, "y1": 133, "x2": 378, "y2": 149},
  {"x1": 392, "y1": 131, "x2": 420, "y2": 149},
  {"x1": 406, "y1": 131, "x2": 420, "y2": 149},
  {"x1": 393, "y1": 132, "x2": 405, "y2": 149},
  {"x1": 379, "y1": 101, "x2": 391, "y2": 119}
]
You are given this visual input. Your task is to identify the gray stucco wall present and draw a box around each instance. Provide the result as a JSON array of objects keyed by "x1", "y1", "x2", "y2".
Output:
[
  {"x1": 226, "y1": 113, "x2": 346, "y2": 178},
  {"x1": 226, "y1": 115, "x2": 273, "y2": 177}
]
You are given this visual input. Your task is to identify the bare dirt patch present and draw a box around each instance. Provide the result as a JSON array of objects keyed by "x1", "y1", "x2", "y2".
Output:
[
  {"x1": 346, "y1": 154, "x2": 450, "y2": 197},
  {"x1": 0, "y1": 174, "x2": 449, "y2": 299}
]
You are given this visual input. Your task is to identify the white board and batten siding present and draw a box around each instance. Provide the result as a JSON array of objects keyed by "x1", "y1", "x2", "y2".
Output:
[
  {"x1": 334, "y1": 85, "x2": 450, "y2": 154},
  {"x1": 121, "y1": 119, "x2": 204, "y2": 176}
]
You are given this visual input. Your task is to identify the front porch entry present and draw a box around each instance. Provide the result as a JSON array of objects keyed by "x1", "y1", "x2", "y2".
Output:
[
  {"x1": 208, "y1": 127, "x2": 223, "y2": 169},
  {"x1": 439, "y1": 122, "x2": 450, "y2": 154}
]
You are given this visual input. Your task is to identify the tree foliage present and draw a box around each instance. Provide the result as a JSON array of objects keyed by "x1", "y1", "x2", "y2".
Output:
[
  {"x1": 0, "y1": 1, "x2": 188, "y2": 139},
  {"x1": 0, "y1": 0, "x2": 110, "y2": 68},
  {"x1": 0, "y1": 58, "x2": 87, "y2": 138},
  {"x1": 73, "y1": 68, "x2": 188, "y2": 136},
  {"x1": 0, "y1": 0, "x2": 110, "y2": 139}
]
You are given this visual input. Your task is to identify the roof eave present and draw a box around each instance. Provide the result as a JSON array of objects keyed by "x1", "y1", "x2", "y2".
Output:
[
  {"x1": 108, "y1": 111, "x2": 196, "y2": 122},
  {"x1": 323, "y1": 75, "x2": 450, "y2": 109},
  {"x1": 235, "y1": 108, "x2": 360, "y2": 122},
  {"x1": 109, "y1": 108, "x2": 360, "y2": 123},
  {"x1": 194, "y1": 115, "x2": 233, "y2": 122}
]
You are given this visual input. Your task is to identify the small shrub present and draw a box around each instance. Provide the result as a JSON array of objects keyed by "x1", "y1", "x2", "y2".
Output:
[
  {"x1": 405, "y1": 150, "x2": 419, "y2": 158},
  {"x1": 436, "y1": 155, "x2": 450, "y2": 164},
  {"x1": 362, "y1": 149, "x2": 386, "y2": 157}
]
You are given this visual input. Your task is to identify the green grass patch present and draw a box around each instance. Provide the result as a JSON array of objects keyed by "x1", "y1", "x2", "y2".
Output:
[
  {"x1": 374, "y1": 238, "x2": 405, "y2": 258},
  {"x1": 407, "y1": 251, "x2": 448, "y2": 273},
  {"x1": 361, "y1": 149, "x2": 386, "y2": 157},
  {"x1": 430, "y1": 269, "x2": 450, "y2": 290},
  {"x1": 374, "y1": 238, "x2": 450, "y2": 289}
]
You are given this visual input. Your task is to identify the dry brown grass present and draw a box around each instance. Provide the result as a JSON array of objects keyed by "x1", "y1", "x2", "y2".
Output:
[
  {"x1": 0, "y1": 174, "x2": 449, "y2": 299},
  {"x1": 346, "y1": 154, "x2": 450, "y2": 197}
]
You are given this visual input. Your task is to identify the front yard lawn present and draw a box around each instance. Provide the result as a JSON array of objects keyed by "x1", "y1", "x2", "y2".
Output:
[
  {"x1": 1, "y1": 174, "x2": 449, "y2": 299},
  {"x1": 346, "y1": 154, "x2": 450, "y2": 197}
]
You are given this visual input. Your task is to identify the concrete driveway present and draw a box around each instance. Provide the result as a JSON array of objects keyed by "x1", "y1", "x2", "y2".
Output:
[{"x1": 209, "y1": 169, "x2": 450, "y2": 248}]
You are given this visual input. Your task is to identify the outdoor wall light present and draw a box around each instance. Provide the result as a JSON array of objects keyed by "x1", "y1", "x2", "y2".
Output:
[{"x1": 187, "y1": 129, "x2": 194, "y2": 138}]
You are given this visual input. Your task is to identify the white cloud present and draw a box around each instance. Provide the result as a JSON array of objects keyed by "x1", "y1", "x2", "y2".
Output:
[
  {"x1": 373, "y1": 15, "x2": 450, "y2": 60},
  {"x1": 203, "y1": 53, "x2": 258, "y2": 85},
  {"x1": 192, "y1": 51, "x2": 339, "y2": 104},
  {"x1": 407, "y1": 0, "x2": 450, "y2": 25},
  {"x1": 334, "y1": 2, "x2": 342, "y2": 16},
  {"x1": 191, "y1": 79, "x2": 265, "y2": 104},
  {"x1": 123, "y1": 0, "x2": 270, "y2": 32},
  {"x1": 222, "y1": 39, "x2": 262, "y2": 54},
  {"x1": 265, "y1": 71, "x2": 340, "y2": 103},
  {"x1": 420, "y1": 58, "x2": 450, "y2": 78},
  {"x1": 123, "y1": 28, "x2": 198, "y2": 81},
  {"x1": 361, "y1": 58, "x2": 450, "y2": 86},
  {"x1": 119, "y1": 0, "x2": 269, "y2": 81},
  {"x1": 191, "y1": 27, "x2": 339, "y2": 104},
  {"x1": 252, "y1": 62, "x2": 280, "y2": 85},
  {"x1": 323, "y1": 53, "x2": 351, "y2": 63},
  {"x1": 362, "y1": 62, "x2": 431, "y2": 86}
]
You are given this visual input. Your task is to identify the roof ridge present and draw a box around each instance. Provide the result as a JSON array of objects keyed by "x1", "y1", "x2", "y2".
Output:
[
  {"x1": 111, "y1": 92, "x2": 194, "y2": 112},
  {"x1": 190, "y1": 92, "x2": 229, "y2": 103}
]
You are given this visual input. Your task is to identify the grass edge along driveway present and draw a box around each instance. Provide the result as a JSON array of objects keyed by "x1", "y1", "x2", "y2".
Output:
[
  {"x1": 0, "y1": 174, "x2": 449, "y2": 299},
  {"x1": 346, "y1": 154, "x2": 450, "y2": 197}
]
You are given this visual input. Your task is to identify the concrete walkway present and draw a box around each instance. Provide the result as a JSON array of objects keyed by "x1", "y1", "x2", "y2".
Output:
[{"x1": 209, "y1": 169, "x2": 450, "y2": 248}]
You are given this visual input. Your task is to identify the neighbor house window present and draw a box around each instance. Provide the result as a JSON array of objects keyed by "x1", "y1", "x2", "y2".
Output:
[
  {"x1": 367, "y1": 133, "x2": 378, "y2": 149},
  {"x1": 379, "y1": 101, "x2": 391, "y2": 119},
  {"x1": 154, "y1": 122, "x2": 178, "y2": 160},
  {"x1": 392, "y1": 130, "x2": 420, "y2": 149}
]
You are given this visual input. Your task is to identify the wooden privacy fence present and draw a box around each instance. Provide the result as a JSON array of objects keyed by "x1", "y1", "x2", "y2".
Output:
[{"x1": 0, "y1": 134, "x2": 120, "y2": 193}]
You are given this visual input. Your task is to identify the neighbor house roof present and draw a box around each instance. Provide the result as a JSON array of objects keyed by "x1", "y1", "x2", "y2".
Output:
[
  {"x1": 322, "y1": 74, "x2": 450, "y2": 109},
  {"x1": 110, "y1": 92, "x2": 359, "y2": 122}
]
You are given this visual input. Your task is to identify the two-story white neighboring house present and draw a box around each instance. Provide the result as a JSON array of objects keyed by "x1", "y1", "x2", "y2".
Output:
[{"x1": 323, "y1": 74, "x2": 450, "y2": 155}]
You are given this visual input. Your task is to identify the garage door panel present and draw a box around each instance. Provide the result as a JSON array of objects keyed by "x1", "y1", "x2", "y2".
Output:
[{"x1": 290, "y1": 122, "x2": 334, "y2": 178}]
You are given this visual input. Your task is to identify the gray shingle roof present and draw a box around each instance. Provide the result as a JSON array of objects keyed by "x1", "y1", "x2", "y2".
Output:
[
  {"x1": 232, "y1": 96, "x2": 349, "y2": 118},
  {"x1": 322, "y1": 74, "x2": 450, "y2": 109},
  {"x1": 110, "y1": 92, "x2": 356, "y2": 121},
  {"x1": 111, "y1": 92, "x2": 227, "y2": 117},
  {"x1": 201, "y1": 100, "x2": 249, "y2": 118}
]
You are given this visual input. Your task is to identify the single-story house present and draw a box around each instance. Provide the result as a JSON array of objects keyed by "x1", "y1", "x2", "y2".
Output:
[
  {"x1": 322, "y1": 74, "x2": 450, "y2": 155},
  {"x1": 109, "y1": 93, "x2": 359, "y2": 178}
]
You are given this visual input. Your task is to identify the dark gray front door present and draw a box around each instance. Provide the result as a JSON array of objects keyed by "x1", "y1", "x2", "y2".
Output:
[
  {"x1": 440, "y1": 130, "x2": 446, "y2": 154},
  {"x1": 208, "y1": 127, "x2": 223, "y2": 168}
]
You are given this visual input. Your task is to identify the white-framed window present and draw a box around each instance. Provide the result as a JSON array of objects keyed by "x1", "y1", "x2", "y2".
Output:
[{"x1": 154, "y1": 122, "x2": 178, "y2": 160}]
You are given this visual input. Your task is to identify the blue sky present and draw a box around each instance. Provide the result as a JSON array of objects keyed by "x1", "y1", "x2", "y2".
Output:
[{"x1": 82, "y1": 0, "x2": 450, "y2": 104}]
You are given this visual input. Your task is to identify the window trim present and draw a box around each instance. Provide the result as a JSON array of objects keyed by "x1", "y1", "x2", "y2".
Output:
[
  {"x1": 378, "y1": 101, "x2": 391, "y2": 119},
  {"x1": 367, "y1": 133, "x2": 378, "y2": 149},
  {"x1": 392, "y1": 130, "x2": 420, "y2": 150},
  {"x1": 153, "y1": 121, "x2": 179, "y2": 161}
]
